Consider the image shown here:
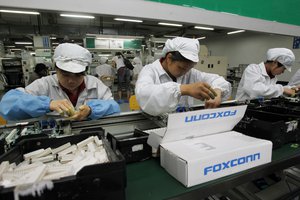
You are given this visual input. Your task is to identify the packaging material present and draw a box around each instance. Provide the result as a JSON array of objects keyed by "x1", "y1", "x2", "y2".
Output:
[
  {"x1": 160, "y1": 131, "x2": 272, "y2": 187},
  {"x1": 146, "y1": 105, "x2": 272, "y2": 187},
  {"x1": 107, "y1": 129, "x2": 152, "y2": 163},
  {"x1": 0, "y1": 131, "x2": 126, "y2": 200}
]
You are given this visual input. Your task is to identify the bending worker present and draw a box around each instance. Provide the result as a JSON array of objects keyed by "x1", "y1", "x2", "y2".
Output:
[
  {"x1": 236, "y1": 48, "x2": 296, "y2": 101},
  {"x1": 0, "y1": 43, "x2": 120, "y2": 121},
  {"x1": 135, "y1": 37, "x2": 231, "y2": 116}
]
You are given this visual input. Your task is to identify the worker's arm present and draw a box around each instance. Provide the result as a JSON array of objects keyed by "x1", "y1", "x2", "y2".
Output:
[
  {"x1": 0, "y1": 89, "x2": 51, "y2": 120},
  {"x1": 243, "y1": 65, "x2": 283, "y2": 99},
  {"x1": 85, "y1": 99, "x2": 120, "y2": 120}
]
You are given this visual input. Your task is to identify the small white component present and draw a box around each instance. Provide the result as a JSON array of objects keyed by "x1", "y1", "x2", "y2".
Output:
[
  {"x1": 20, "y1": 127, "x2": 28, "y2": 136},
  {"x1": 23, "y1": 149, "x2": 45, "y2": 160},
  {"x1": 58, "y1": 145, "x2": 77, "y2": 157},
  {"x1": 87, "y1": 142, "x2": 96, "y2": 152},
  {"x1": 31, "y1": 148, "x2": 52, "y2": 159},
  {"x1": 5, "y1": 128, "x2": 18, "y2": 143},
  {"x1": 94, "y1": 136, "x2": 103, "y2": 146},
  {"x1": 0, "y1": 161, "x2": 10, "y2": 179},
  {"x1": 76, "y1": 136, "x2": 94, "y2": 148},
  {"x1": 94, "y1": 151, "x2": 108, "y2": 163},
  {"x1": 51, "y1": 143, "x2": 71, "y2": 154},
  {"x1": 31, "y1": 155, "x2": 55, "y2": 163},
  {"x1": 15, "y1": 162, "x2": 42, "y2": 172},
  {"x1": 14, "y1": 164, "x2": 47, "y2": 186},
  {"x1": 46, "y1": 164, "x2": 72, "y2": 174},
  {"x1": 58, "y1": 154, "x2": 75, "y2": 163},
  {"x1": 43, "y1": 171, "x2": 69, "y2": 181},
  {"x1": 72, "y1": 155, "x2": 97, "y2": 174}
]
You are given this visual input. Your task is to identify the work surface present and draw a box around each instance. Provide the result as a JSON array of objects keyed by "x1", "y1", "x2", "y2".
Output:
[{"x1": 126, "y1": 143, "x2": 300, "y2": 200}]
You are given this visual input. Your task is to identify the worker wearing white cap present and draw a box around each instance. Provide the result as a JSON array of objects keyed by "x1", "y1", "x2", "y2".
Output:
[
  {"x1": 95, "y1": 57, "x2": 115, "y2": 88},
  {"x1": 0, "y1": 43, "x2": 120, "y2": 121},
  {"x1": 236, "y1": 48, "x2": 296, "y2": 101},
  {"x1": 135, "y1": 37, "x2": 231, "y2": 116}
]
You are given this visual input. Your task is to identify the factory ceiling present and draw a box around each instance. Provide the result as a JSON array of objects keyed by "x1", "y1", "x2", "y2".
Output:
[{"x1": 0, "y1": 9, "x2": 244, "y2": 49}]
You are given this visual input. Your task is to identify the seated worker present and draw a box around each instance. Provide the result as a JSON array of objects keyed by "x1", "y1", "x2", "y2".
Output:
[
  {"x1": 135, "y1": 37, "x2": 231, "y2": 116},
  {"x1": 95, "y1": 57, "x2": 115, "y2": 89},
  {"x1": 131, "y1": 57, "x2": 143, "y2": 87},
  {"x1": 28, "y1": 63, "x2": 48, "y2": 85},
  {"x1": 235, "y1": 48, "x2": 296, "y2": 101},
  {"x1": 0, "y1": 43, "x2": 120, "y2": 121}
]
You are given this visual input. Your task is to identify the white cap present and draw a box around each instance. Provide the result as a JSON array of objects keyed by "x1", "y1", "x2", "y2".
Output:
[
  {"x1": 266, "y1": 48, "x2": 295, "y2": 72},
  {"x1": 162, "y1": 37, "x2": 200, "y2": 62},
  {"x1": 100, "y1": 57, "x2": 108, "y2": 64},
  {"x1": 53, "y1": 43, "x2": 92, "y2": 73}
]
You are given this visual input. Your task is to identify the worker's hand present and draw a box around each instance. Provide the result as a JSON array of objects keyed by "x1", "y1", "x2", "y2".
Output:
[
  {"x1": 68, "y1": 105, "x2": 91, "y2": 121},
  {"x1": 49, "y1": 99, "x2": 75, "y2": 116},
  {"x1": 205, "y1": 89, "x2": 222, "y2": 109},
  {"x1": 180, "y1": 82, "x2": 217, "y2": 101},
  {"x1": 283, "y1": 88, "x2": 296, "y2": 97}
]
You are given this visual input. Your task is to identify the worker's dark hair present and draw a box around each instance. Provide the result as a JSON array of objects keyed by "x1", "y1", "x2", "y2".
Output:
[
  {"x1": 115, "y1": 52, "x2": 124, "y2": 59},
  {"x1": 35, "y1": 63, "x2": 47, "y2": 73},
  {"x1": 34, "y1": 63, "x2": 48, "y2": 77},
  {"x1": 167, "y1": 51, "x2": 192, "y2": 62},
  {"x1": 266, "y1": 60, "x2": 283, "y2": 67}
]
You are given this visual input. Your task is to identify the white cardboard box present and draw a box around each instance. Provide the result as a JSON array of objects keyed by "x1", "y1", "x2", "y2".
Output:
[
  {"x1": 160, "y1": 131, "x2": 272, "y2": 187},
  {"x1": 146, "y1": 105, "x2": 272, "y2": 187}
]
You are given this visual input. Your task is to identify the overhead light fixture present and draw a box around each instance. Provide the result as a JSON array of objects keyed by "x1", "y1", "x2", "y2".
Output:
[
  {"x1": 10, "y1": 49, "x2": 21, "y2": 51},
  {"x1": 0, "y1": 9, "x2": 39, "y2": 15},
  {"x1": 158, "y1": 22, "x2": 182, "y2": 27},
  {"x1": 163, "y1": 35, "x2": 179, "y2": 38},
  {"x1": 227, "y1": 30, "x2": 245, "y2": 35},
  {"x1": 194, "y1": 26, "x2": 214, "y2": 31},
  {"x1": 50, "y1": 37, "x2": 56, "y2": 40},
  {"x1": 197, "y1": 37, "x2": 206, "y2": 40},
  {"x1": 98, "y1": 54, "x2": 112, "y2": 57},
  {"x1": 15, "y1": 42, "x2": 33, "y2": 45},
  {"x1": 114, "y1": 18, "x2": 143, "y2": 23},
  {"x1": 60, "y1": 14, "x2": 95, "y2": 19},
  {"x1": 52, "y1": 42, "x2": 60, "y2": 45},
  {"x1": 5, "y1": 46, "x2": 15, "y2": 48}
]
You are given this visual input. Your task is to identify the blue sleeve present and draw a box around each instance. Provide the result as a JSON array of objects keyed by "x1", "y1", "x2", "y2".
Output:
[
  {"x1": 0, "y1": 89, "x2": 51, "y2": 121},
  {"x1": 87, "y1": 99, "x2": 120, "y2": 120}
]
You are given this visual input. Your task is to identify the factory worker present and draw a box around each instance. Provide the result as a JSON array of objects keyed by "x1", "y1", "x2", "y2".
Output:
[
  {"x1": 235, "y1": 48, "x2": 296, "y2": 101},
  {"x1": 95, "y1": 57, "x2": 115, "y2": 89},
  {"x1": 131, "y1": 57, "x2": 143, "y2": 86},
  {"x1": 0, "y1": 43, "x2": 120, "y2": 121},
  {"x1": 135, "y1": 37, "x2": 231, "y2": 116},
  {"x1": 288, "y1": 69, "x2": 300, "y2": 87}
]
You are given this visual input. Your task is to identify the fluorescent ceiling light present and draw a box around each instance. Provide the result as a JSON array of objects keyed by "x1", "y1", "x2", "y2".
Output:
[
  {"x1": 227, "y1": 30, "x2": 245, "y2": 35},
  {"x1": 114, "y1": 18, "x2": 143, "y2": 23},
  {"x1": 60, "y1": 14, "x2": 95, "y2": 19},
  {"x1": 0, "y1": 9, "x2": 39, "y2": 15},
  {"x1": 98, "y1": 54, "x2": 112, "y2": 57},
  {"x1": 5, "y1": 46, "x2": 15, "y2": 48},
  {"x1": 158, "y1": 22, "x2": 182, "y2": 27},
  {"x1": 15, "y1": 42, "x2": 33, "y2": 45},
  {"x1": 50, "y1": 37, "x2": 56, "y2": 40},
  {"x1": 52, "y1": 42, "x2": 60, "y2": 45},
  {"x1": 163, "y1": 35, "x2": 179, "y2": 38},
  {"x1": 194, "y1": 26, "x2": 214, "y2": 31},
  {"x1": 197, "y1": 37, "x2": 206, "y2": 40},
  {"x1": 30, "y1": 52, "x2": 36, "y2": 55},
  {"x1": 11, "y1": 49, "x2": 21, "y2": 51}
]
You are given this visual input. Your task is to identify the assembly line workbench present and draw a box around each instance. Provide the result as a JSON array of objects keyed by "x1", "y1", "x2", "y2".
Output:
[{"x1": 126, "y1": 143, "x2": 300, "y2": 200}]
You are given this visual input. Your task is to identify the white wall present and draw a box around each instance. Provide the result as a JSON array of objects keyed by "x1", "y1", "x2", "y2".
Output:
[{"x1": 202, "y1": 32, "x2": 300, "y2": 81}]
